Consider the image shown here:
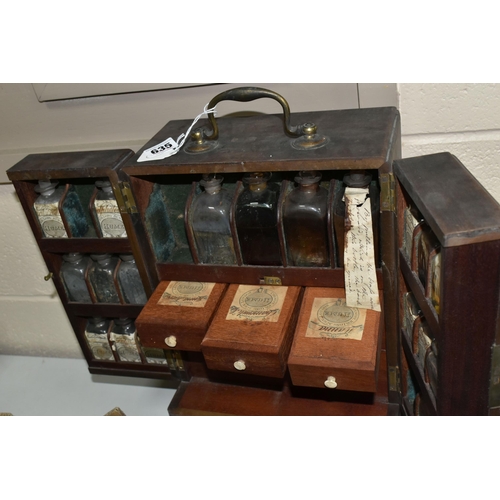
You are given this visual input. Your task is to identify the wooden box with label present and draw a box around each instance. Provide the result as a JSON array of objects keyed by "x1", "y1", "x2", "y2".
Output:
[
  {"x1": 201, "y1": 284, "x2": 302, "y2": 378},
  {"x1": 288, "y1": 287, "x2": 383, "y2": 393},
  {"x1": 9, "y1": 86, "x2": 500, "y2": 415},
  {"x1": 136, "y1": 281, "x2": 227, "y2": 352}
]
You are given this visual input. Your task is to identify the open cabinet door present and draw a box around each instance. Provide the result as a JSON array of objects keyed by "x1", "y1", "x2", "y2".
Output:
[{"x1": 393, "y1": 152, "x2": 500, "y2": 415}]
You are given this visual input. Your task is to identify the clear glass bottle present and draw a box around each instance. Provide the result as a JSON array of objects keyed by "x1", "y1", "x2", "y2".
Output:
[
  {"x1": 87, "y1": 253, "x2": 120, "y2": 303},
  {"x1": 60, "y1": 253, "x2": 92, "y2": 303},
  {"x1": 84, "y1": 317, "x2": 114, "y2": 361},
  {"x1": 33, "y1": 180, "x2": 68, "y2": 238},
  {"x1": 110, "y1": 318, "x2": 142, "y2": 363},
  {"x1": 94, "y1": 179, "x2": 127, "y2": 238},
  {"x1": 189, "y1": 174, "x2": 237, "y2": 264},
  {"x1": 283, "y1": 171, "x2": 329, "y2": 267},
  {"x1": 235, "y1": 172, "x2": 282, "y2": 266},
  {"x1": 117, "y1": 254, "x2": 148, "y2": 304},
  {"x1": 333, "y1": 170, "x2": 380, "y2": 267}
]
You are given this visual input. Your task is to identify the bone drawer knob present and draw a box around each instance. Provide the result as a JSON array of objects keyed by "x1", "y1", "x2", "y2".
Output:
[
  {"x1": 324, "y1": 376, "x2": 338, "y2": 389},
  {"x1": 234, "y1": 360, "x2": 246, "y2": 371},
  {"x1": 164, "y1": 336, "x2": 177, "y2": 348}
]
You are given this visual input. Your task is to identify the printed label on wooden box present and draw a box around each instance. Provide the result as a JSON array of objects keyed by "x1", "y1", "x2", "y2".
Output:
[
  {"x1": 305, "y1": 297, "x2": 366, "y2": 340},
  {"x1": 157, "y1": 281, "x2": 216, "y2": 308},
  {"x1": 226, "y1": 285, "x2": 288, "y2": 322}
]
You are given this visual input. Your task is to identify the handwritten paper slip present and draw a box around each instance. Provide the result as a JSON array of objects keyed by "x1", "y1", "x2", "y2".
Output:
[{"x1": 344, "y1": 186, "x2": 381, "y2": 312}]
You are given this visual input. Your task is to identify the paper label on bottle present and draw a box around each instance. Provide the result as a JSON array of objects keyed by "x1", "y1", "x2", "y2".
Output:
[
  {"x1": 34, "y1": 202, "x2": 68, "y2": 238},
  {"x1": 403, "y1": 292, "x2": 420, "y2": 342},
  {"x1": 110, "y1": 331, "x2": 142, "y2": 363},
  {"x1": 416, "y1": 323, "x2": 432, "y2": 366},
  {"x1": 95, "y1": 199, "x2": 127, "y2": 238},
  {"x1": 141, "y1": 346, "x2": 168, "y2": 365},
  {"x1": 85, "y1": 331, "x2": 114, "y2": 361},
  {"x1": 226, "y1": 285, "x2": 287, "y2": 322},
  {"x1": 343, "y1": 186, "x2": 381, "y2": 312},
  {"x1": 403, "y1": 207, "x2": 419, "y2": 262},
  {"x1": 305, "y1": 297, "x2": 366, "y2": 340},
  {"x1": 157, "y1": 281, "x2": 216, "y2": 308}
]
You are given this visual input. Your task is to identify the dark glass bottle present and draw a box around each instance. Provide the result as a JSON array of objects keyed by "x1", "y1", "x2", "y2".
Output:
[
  {"x1": 60, "y1": 253, "x2": 92, "y2": 303},
  {"x1": 87, "y1": 253, "x2": 120, "y2": 303},
  {"x1": 110, "y1": 318, "x2": 142, "y2": 363},
  {"x1": 84, "y1": 317, "x2": 113, "y2": 361},
  {"x1": 189, "y1": 174, "x2": 237, "y2": 265},
  {"x1": 117, "y1": 254, "x2": 147, "y2": 304},
  {"x1": 33, "y1": 180, "x2": 68, "y2": 238},
  {"x1": 283, "y1": 171, "x2": 329, "y2": 267},
  {"x1": 235, "y1": 172, "x2": 282, "y2": 266},
  {"x1": 333, "y1": 170, "x2": 380, "y2": 267},
  {"x1": 94, "y1": 180, "x2": 127, "y2": 238}
]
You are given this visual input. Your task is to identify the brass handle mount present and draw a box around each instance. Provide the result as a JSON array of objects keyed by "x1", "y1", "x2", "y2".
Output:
[{"x1": 185, "y1": 86, "x2": 328, "y2": 153}]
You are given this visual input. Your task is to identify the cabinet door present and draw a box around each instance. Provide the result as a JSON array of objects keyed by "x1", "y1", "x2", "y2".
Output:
[{"x1": 393, "y1": 152, "x2": 500, "y2": 415}]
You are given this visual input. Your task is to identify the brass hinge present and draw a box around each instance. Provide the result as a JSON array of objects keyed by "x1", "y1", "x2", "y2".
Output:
[
  {"x1": 380, "y1": 173, "x2": 396, "y2": 212},
  {"x1": 388, "y1": 365, "x2": 401, "y2": 392},
  {"x1": 117, "y1": 181, "x2": 138, "y2": 214}
]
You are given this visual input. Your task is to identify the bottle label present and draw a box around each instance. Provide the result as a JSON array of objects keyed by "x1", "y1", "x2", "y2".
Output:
[
  {"x1": 402, "y1": 207, "x2": 419, "y2": 262},
  {"x1": 110, "y1": 331, "x2": 142, "y2": 363},
  {"x1": 343, "y1": 187, "x2": 381, "y2": 312},
  {"x1": 34, "y1": 202, "x2": 68, "y2": 238},
  {"x1": 95, "y1": 199, "x2": 127, "y2": 238},
  {"x1": 157, "y1": 281, "x2": 216, "y2": 308},
  {"x1": 403, "y1": 292, "x2": 420, "y2": 343},
  {"x1": 85, "y1": 331, "x2": 114, "y2": 361},
  {"x1": 416, "y1": 322, "x2": 432, "y2": 366},
  {"x1": 226, "y1": 285, "x2": 287, "y2": 323},
  {"x1": 141, "y1": 346, "x2": 168, "y2": 365},
  {"x1": 305, "y1": 297, "x2": 366, "y2": 340}
]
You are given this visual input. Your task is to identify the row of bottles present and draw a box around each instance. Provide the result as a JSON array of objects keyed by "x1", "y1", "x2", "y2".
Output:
[
  {"x1": 33, "y1": 179, "x2": 126, "y2": 238},
  {"x1": 188, "y1": 170, "x2": 380, "y2": 268},
  {"x1": 60, "y1": 253, "x2": 147, "y2": 304},
  {"x1": 402, "y1": 291, "x2": 438, "y2": 400},
  {"x1": 402, "y1": 202, "x2": 441, "y2": 315},
  {"x1": 85, "y1": 317, "x2": 170, "y2": 365}
]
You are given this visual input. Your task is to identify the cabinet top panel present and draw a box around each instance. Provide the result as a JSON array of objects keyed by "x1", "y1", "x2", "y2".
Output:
[
  {"x1": 394, "y1": 152, "x2": 500, "y2": 247},
  {"x1": 7, "y1": 149, "x2": 134, "y2": 181},
  {"x1": 122, "y1": 107, "x2": 400, "y2": 176}
]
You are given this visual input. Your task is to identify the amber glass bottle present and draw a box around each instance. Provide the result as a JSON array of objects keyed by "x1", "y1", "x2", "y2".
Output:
[
  {"x1": 333, "y1": 170, "x2": 380, "y2": 267},
  {"x1": 189, "y1": 174, "x2": 237, "y2": 265},
  {"x1": 235, "y1": 172, "x2": 282, "y2": 266},
  {"x1": 283, "y1": 171, "x2": 329, "y2": 267}
]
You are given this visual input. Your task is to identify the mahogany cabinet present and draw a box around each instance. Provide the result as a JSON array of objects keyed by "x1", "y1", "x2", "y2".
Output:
[
  {"x1": 7, "y1": 150, "x2": 182, "y2": 383},
  {"x1": 8, "y1": 86, "x2": 500, "y2": 415}
]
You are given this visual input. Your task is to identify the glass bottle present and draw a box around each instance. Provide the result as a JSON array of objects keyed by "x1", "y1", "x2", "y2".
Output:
[
  {"x1": 60, "y1": 252, "x2": 92, "y2": 303},
  {"x1": 117, "y1": 254, "x2": 148, "y2": 304},
  {"x1": 87, "y1": 253, "x2": 120, "y2": 303},
  {"x1": 235, "y1": 172, "x2": 282, "y2": 266},
  {"x1": 93, "y1": 179, "x2": 127, "y2": 238},
  {"x1": 283, "y1": 171, "x2": 329, "y2": 267},
  {"x1": 110, "y1": 318, "x2": 142, "y2": 363},
  {"x1": 189, "y1": 174, "x2": 237, "y2": 265},
  {"x1": 84, "y1": 317, "x2": 113, "y2": 361},
  {"x1": 33, "y1": 180, "x2": 68, "y2": 238},
  {"x1": 333, "y1": 170, "x2": 380, "y2": 267}
]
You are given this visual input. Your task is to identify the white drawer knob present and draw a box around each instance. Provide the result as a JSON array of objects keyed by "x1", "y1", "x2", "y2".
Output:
[
  {"x1": 164, "y1": 335, "x2": 177, "y2": 348},
  {"x1": 324, "y1": 376, "x2": 338, "y2": 389},
  {"x1": 234, "y1": 360, "x2": 246, "y2": 371}
]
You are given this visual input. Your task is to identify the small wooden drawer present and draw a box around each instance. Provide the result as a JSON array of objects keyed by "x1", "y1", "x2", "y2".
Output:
[
  {"x1": 135, "y1": 281, "x2": 228, "y2": 352},
  {"x1": 201, "y1": 284, "x2": 303, "y2": 378},
  {"x1": 288, "y1": 287, "x2": 382, "y2": 392}
]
